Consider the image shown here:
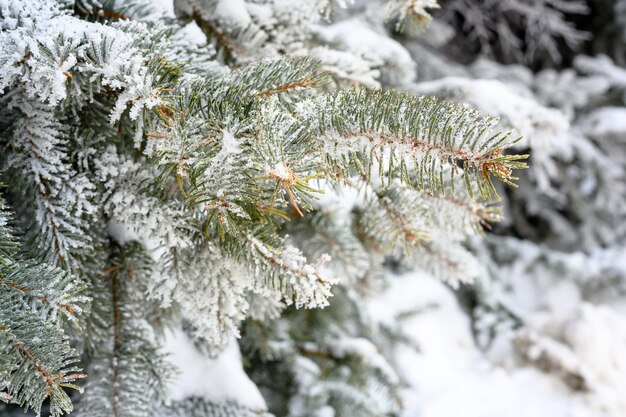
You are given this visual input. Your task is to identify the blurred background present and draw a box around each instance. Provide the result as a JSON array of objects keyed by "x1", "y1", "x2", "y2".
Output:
[{"x1": 316, "y1": 1, "x2": 626, "y2": 415}]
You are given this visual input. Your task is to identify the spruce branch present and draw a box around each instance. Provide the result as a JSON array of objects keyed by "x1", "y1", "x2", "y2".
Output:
[
  {"x1": 5, "y1": 96, "x2": 96, "y2": 268},
  {"x1": 243, "y1": 59, "x2": 329, "y2": 98},
  {"x1": 0, "y1": 313, "x2": 86, "y2": 417},
  {"x1": 365, "y1": 185, "x2": 432, "y2": 254},
  {"x1": 413, "y1": 239, "x2": 480, "y2": 286},
  {"x1": 357, "y1": 177, "x2": 496, "y2": 257},
  {"x1": 0, "y1": 4, "x2": 536, "y2": 416},
  {"x1": 0, "y1": 196, "x2": 18, "y2": 266},
  {"x1": 158, "y1": 396, "x2": 275, "y2": 417},
  {"x1": 188, "y1": 0, "x2": 241, "y2": 63},
  {"x1": 241, "y1": 231, "x2": 334, "y2": 309},
  {"x1": 0, "y1": 196, "x2": 86, "y2": 417},
  {"x1": 78, "y1": 241, "x2": 169, "y2": 417},
  {"x1": 148, "y1": 58, "x2": 328, "y2": 234},
  {"x1": 311, "y1": 89, "x2": 528, "y2": 200},
  {"x1": 291, "y1": 211, "x2": 373, "y2": 283},
  {"x1": 185, "y1": 0, "x2": 265, "y2": 65},
  {"x1": 70, "y1": 0, "x2": 164, "y2": 23},
  {"x1": 151, "y1": 245, "x2": 253, "y2": 348},
  {"x1": 72, "y1": 0, "x2": 132, "y2": 22},
  {"x1": 426, "y1": 190, "x2": 502, "y2": 232},
  {"x1": 0, "y1": 265, "x2": 88, "y2": 323}
]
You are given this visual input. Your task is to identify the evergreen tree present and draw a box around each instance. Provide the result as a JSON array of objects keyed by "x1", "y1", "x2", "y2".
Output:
[{"x1": 9, "y1": 0, "x2": 605, "y2": 416}]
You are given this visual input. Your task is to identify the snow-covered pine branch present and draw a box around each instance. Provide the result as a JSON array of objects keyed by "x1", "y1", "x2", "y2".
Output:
[
  {"x1": 0, "y1": 0, "x2": 534, "y2": 415},
  {"x1": 0, "y1": 195, "x2": 86, "y2": 416}
]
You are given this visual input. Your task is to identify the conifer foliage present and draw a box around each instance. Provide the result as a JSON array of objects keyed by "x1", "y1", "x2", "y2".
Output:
[
  {"x1": 0, "y1": 1, "x2": 527, "y2": 416},
  {"x1": 0, "y1": 195, "x2": 87, "y2": 416}
]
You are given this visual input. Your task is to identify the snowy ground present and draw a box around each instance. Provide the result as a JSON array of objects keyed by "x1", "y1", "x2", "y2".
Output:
[
  {"x1": 163, "y1": 268, "x2": 625, "y2": 417},
  {"x1": 369, "y1": 271, "x2": 625, "y2": 417}
]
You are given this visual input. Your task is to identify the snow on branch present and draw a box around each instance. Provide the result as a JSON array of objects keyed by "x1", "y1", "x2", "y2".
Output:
[{"x1": 311, "y1": 89, "x2": 528, "y2": 200}]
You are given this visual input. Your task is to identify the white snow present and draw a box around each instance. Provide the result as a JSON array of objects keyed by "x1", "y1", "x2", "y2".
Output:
[
  {"x1": 564, "y1": 304, "x2": 626, "y2": 412},
  {"x1": 270, "y1": 162, "x2": 292, "y2": 181},
  {"x1": 178, "y1": 21, "x2": 207, "y2": 45},
  {"x1": 150, "y1": 0, "x2": 175, "y2": 18},
  {"x1": 162, "y1": 327, "x2": 268, "y2": 410},
  {"x1": 368, "y1": 270, "x2": 626, "y2": 417},
  {"x1": 578, "y1": 107, "x2": 626, "y2": 140},
  {"x1": 309, "y1": 46, "x2": 381, "y2": 88},
  {"x1": 575, "y1": 54, "x2": 626, "y2": 87},
  {"x1": 329, "y1": 337, "x2": 399, "y2": 384},
  {"x1": 314, "y1": 19, "x2": 416, "y2": 86},
  {"x1": 215, "y1": 0, "x2": 252, "y2": 27}
]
